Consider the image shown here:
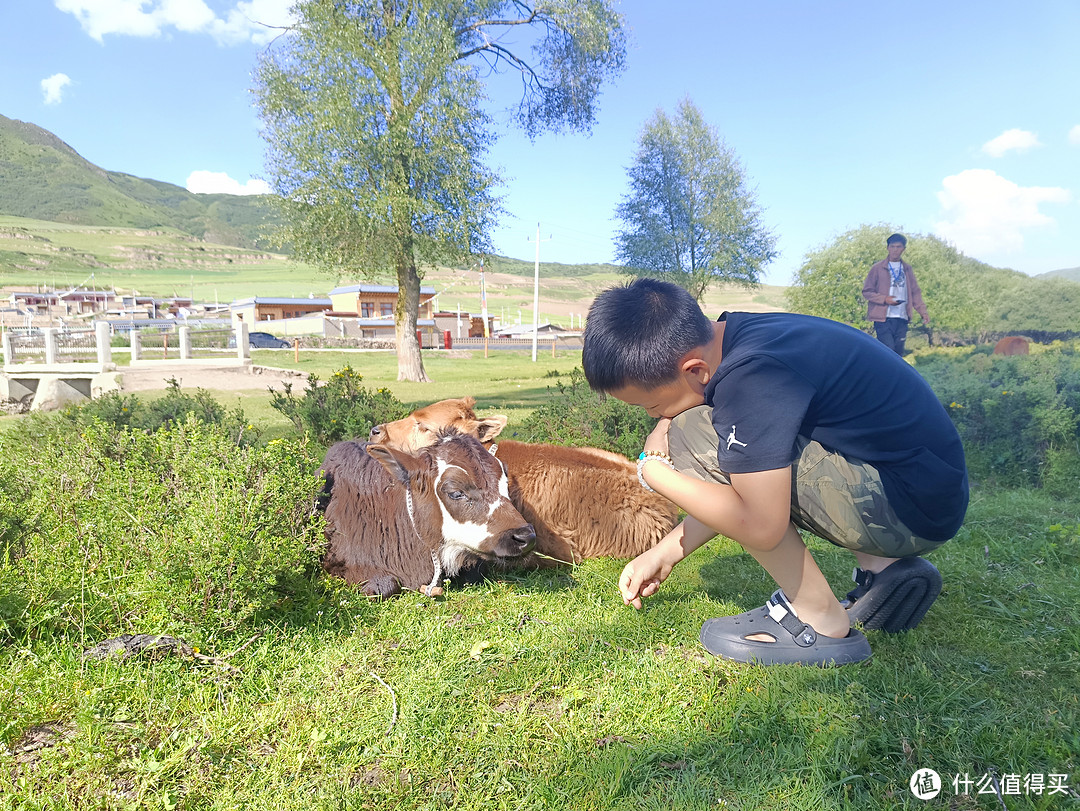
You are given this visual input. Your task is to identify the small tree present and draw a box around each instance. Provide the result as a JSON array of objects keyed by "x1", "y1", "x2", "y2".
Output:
[
  {"x1": 254, "y1": 0, "x2": 627, "y2": 381},
  {"x1": 785, "y1": 225, "x2": 890, "y2": 328},
  {"x1": 613, "y1": 98, "x2": 777, "y2": 300}
]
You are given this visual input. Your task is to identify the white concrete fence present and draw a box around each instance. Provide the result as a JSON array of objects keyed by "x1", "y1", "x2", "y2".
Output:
[{"x1": 1, "y1": 321, "x2": 253, "y2": 411}]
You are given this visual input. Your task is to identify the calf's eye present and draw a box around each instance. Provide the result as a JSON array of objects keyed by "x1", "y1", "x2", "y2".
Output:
[{"x1": 447, "y1": 489, "x2": 466, "y2": 501}]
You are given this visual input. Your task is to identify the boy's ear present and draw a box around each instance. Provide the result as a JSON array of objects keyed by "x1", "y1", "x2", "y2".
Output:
[{"x1": 678, "y1": 354, "x2": 713, "y2": 385}]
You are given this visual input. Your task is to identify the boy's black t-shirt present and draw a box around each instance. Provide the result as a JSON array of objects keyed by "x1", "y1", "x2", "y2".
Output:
[{"x1": 704, "y1": 312, "x2": 968, "y2": 542}]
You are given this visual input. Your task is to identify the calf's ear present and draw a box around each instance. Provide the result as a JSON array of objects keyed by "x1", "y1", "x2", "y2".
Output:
[
  {"x1": 365, "y1": 445, "x2": 415, "y2": 485},
  {"x1": 473, "y1": 415, "x2": 508, "y2": 443}
]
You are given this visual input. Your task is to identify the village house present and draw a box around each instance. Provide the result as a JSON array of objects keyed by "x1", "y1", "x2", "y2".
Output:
[
  {"x1": 328, "y1": 284, "x2": 437, "y2": 320},
  {"x1": 114, "y1": 295, "x2": 193, "y2": 321},
  {"x1": 432, "y1": 311, "x2": 495, "y2": 339},
  {"x1": 227, "y1": 285, "x2": 442, "y2": 344},
  {"x1": 494, "y1": 322, "x2": 566, "y2": 338},
  {"x1": 230, "y1": 296, "x2": 333, "y2": 325},
  {"x1": 9, "y1": 289, "x2": 116, "y2": 317}
]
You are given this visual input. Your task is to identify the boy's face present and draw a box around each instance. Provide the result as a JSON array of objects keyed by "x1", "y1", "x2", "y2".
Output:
[
  {"x1": 887, "y1": 241, "x2": 906, "y2": 262},
  {"x1": 610, "y1": 376, "x2": 706, "y2": 420}
]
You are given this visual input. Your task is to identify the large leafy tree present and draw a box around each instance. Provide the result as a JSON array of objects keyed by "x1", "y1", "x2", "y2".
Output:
[
  {"x1": 613, "y1": 98, "x2": 777, "y2": 301},
  {"x1": 254, "y1": 0, "x2": 626, "y2": 381}
]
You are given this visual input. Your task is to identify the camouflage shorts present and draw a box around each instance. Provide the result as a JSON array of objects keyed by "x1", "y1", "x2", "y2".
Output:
[{"x1": 667, "y1": 406, "x2": 945, "y2": 557}]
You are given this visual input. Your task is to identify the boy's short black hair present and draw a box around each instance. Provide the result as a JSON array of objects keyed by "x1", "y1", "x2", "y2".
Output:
[
  {"x1": 582, "y1": 278, "x2": 715, "y2": 392},
  {"x1": 887, "y1": 232, "x2": 907, "y2": 246}
]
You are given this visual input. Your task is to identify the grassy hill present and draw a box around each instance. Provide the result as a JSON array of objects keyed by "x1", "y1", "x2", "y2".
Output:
[
  {"x1": 1036, "y1": 266, "x2": 1080, "y2": 282},
  {"x1": 0, "y1": 215, "x2": 316, "y2": 303},
  {"x1": 0, "y1": 114, "x2": 277, "y2": 250}
]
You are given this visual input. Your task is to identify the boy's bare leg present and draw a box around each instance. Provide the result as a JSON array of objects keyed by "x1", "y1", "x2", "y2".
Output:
[
  {"x1": 852, "y1": 550, "x2": 899, "y2": 574},
  {"x1": 740, "y1": 522, "x2": 851, "y2": 640}
]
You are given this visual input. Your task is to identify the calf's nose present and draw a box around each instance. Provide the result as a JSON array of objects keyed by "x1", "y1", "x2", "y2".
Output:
[
  {"x1": 369, "y1": 424, "x2": 384, "y2": 441},
  {"x1": 511, "y1": 524, "x2": 536, "y2": 555},
  {"x1": 491, "y1": 524, "x2": 536, "y2": 558}
]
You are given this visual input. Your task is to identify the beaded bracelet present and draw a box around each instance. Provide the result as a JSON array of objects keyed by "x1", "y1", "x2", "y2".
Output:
[{"x1": 637, "y1": 450, "x2": 675, "y2": 492}]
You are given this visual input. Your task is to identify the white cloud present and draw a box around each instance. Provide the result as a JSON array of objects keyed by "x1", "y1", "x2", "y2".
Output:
[
  {"x1": 935, "y1": 169, "x2": 1071, "y2": 256},
  {"x1": 41, "y1": 73, "x2": 72, "y2": 105},
  {"x1": 981, "y1": 128, "x2": 1041, "y2": 158},
  {"x1": 212, "y1": 0, "x2": 295, "y2": 44},
  {"x1": 186, "y1": 170, "x2": 272, "y2": 196},
  {"x1": 1069, "y1": 125, "x2": 1080, "y2": 146},
  {"x1": 54, "y1": 0, "x2": 294, "y2": 45}
]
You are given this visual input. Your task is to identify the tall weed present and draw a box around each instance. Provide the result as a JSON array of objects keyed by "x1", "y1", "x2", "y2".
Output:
[
  {"x1": 268, "y1": 364, "x2": 408, "y2": 445},
  {"x1": 61, "y1": 378, "x2": 256, "y2": 444}
]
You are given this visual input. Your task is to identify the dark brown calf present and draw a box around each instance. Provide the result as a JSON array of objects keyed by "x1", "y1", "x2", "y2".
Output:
[
  {"x1": 320, "y1": 431, "x2": 536, "y2": 598},
  {"x1": 368, "y1": 398, "x2": 679, "y2": 564},
  {"x1": 993, "y1": 336, "x2": 1030, "y2": 356}
]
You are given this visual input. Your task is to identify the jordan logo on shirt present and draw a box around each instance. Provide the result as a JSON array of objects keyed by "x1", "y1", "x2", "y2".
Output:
[{"x1": 726, "y1": 425, "x2": 748, "y2": 451}]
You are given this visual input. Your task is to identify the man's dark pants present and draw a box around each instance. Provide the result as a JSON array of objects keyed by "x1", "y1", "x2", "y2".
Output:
[{"x1": 874, "y1": 318, "x2": 909, "y2": 356}]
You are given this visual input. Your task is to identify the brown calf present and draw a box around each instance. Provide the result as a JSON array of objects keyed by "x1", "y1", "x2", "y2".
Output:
[
  {"x1": 368, "y1": 398, "x2": 679, "y2": 564},
  {"x1": 993, "y1": 336, "x2": 1030, "y2": 356},
  {"x1": 319, "y1": 430, "x2": 536, "y2": 598}
]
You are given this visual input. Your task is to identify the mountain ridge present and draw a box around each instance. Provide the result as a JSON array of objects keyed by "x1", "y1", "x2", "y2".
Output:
[
  {"x1": 0, "y1": 113, "x2": 277, "y2": 250},
  {"x1": 1035, "y1": 266, "x2": 1080, "y2": 282}
]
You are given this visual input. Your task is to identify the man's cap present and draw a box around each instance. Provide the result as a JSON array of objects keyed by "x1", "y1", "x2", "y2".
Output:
[{"x1": 887, "y1": 233, "x2": 907, "y2": 246}]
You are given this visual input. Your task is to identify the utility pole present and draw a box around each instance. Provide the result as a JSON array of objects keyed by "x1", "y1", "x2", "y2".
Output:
[
  {"x1": 479, "y1": 255, "x2": 490, "y2": 358},
  {"x1": 527, "y1": 223, "x2": 552, "y2": 362}
]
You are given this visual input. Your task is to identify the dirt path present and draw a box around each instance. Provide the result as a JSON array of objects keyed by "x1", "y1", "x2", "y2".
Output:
[{"x1": 118, "y1": 364, "x2": 307, "y2": 394}]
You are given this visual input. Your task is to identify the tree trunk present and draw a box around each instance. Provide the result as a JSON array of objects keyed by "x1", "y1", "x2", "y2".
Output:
[{"x1": 395, "y1": 253, "x2": 430, "y2": 382}]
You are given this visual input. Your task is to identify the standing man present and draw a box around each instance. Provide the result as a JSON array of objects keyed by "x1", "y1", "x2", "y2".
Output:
[{"x1": 862, "y1": 233, "x2": 929, "y2": 355}]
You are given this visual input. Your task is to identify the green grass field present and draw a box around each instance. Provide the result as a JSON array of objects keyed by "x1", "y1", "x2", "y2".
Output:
[
  {"x1": 2, "y1": 354, "x2": 1078, "y2": 811},
  {"x1": 88, "y1": 349, "x2": 587, "y2": 442},
  {"x1": 0, "y1": 215, "x2": 335, "y2": 303},
  {"x1": 254, "y1": 348, "x2": 584, "y2": 411}
]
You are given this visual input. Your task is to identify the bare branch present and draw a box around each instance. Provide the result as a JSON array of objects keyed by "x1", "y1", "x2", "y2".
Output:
[
  {"x1": 457, "y1": 40, "x2": 547, "y2": 90},
  {"x1": 454, "y1": 10, "x2": 540, "y2": 39}
]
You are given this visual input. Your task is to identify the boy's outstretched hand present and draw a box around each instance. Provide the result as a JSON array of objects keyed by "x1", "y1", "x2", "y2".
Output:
[
  {"x1": 619, "y1": 517, "x2": 719, "y2": 609},
  {"x1": 619, "y1": 543, "x2": 676, "y2": 609}
]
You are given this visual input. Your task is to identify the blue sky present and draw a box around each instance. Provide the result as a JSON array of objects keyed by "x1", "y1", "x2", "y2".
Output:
[{"x1": 2, "y1": 1, "x2": 1078, "y2": 286}]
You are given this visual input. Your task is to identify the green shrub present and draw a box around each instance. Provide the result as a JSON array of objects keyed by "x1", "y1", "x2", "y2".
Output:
[
  {"x1": 268, "y1": 364, "x2": 409, "y2": 445},
  {"x1": 915, "y1": 345, "x2": 1080, "y2": 488},
  {"x1": 1042, "y1": 444, "x2": 1080, "y2": 498},
  {"x1": 61, "y1": 378, "x2": 256, "y2": 444},
  {"x1": 0, "y1": 465, "x2": 28, "y2": 565},
  {"x1": 0, "y1": 417, "x2": 326, "y2": 645},
  {"x1": 517, "y1": 368, "x2": 658, "y2": 459}
]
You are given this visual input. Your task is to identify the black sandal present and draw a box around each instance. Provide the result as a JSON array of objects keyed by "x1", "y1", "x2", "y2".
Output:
[
  {"x1": 699, "y1": 590, "x2": 872, "y2": 667},
  {"x1": 842, "y1": 557, "x2": 942, "y2": 632}
]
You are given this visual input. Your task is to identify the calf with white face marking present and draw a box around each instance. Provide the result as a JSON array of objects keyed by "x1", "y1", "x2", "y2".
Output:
[
  {"x1": 369, "y1": 398, "x2": 680, "y2": 564},
  {"x1": 319, "y1": 431, "x2": 536, "y2": 598}
]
